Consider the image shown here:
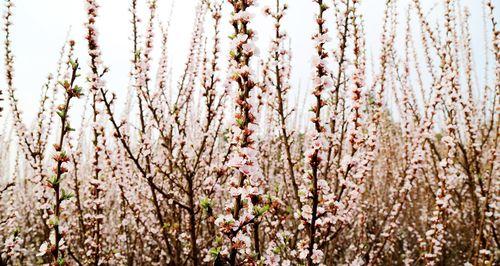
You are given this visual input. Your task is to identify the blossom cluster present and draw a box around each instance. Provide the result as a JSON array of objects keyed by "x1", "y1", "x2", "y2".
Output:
[{"x1": 0, "y1": 0, "x2": 498, "y2": 265}]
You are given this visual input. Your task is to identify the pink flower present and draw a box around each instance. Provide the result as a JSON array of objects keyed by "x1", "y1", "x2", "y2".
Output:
[
  {"x1": 36, "y1": 242, "x2": 48, "y2": 257},
  {"x1": 313, "y1": 33, "x2": 331, "y2": 44},
  {"x1": 228, "y1": 155, "x2": 245, "y2": 168},
  {"x1": 301, "y1": 205, "x2": 312, "y2": 220},
  {"x1": 311, "y1": 246, "x2": 324, "y2": 264},
  {"x1": 298, "y1": 248, "x2": 308, "y2": 260},
  {"x1": 230, "y1": 187, "x2": 245, "y2": 197}
]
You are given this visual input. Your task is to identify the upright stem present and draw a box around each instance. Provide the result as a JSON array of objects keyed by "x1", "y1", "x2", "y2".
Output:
[
  {"x1": 307, "y1": 1, "x2": 328, "y2": 265},
  {"x1": 51, "y1": 53, "x2": 81, "y2": 265}
]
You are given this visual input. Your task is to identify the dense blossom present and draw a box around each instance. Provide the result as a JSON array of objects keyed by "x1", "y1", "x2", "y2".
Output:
[{"x1": 0, "y1": 0, "x2": 498, "y2": 265}]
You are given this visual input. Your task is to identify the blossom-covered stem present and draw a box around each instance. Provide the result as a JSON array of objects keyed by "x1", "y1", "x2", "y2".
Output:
[
  {"x1": 135, "y1": 0, "x2": 157, "y2": 135},
  {"x1": 425, "y1": 2, "x2": 464, "y2": 264},
  {"x1": 156, "y1": 20, "x2": 171, "y2": 102},
  {"x1": 97, "y1": 110, "x2": 178, "y2": 265},
  {"x1": 471, "y1": 1, "x2": 499, "y2": 263},
  {"x1": 347, "y1": 0, "x2": 365, "y2": 156},
  {"x1": 483, "y1": 0, "x2": 499, "y2": 136},
  {"x1": 0, "y1": 83, "x2": 2, "y2": 118},
  {"x1": 183, "y1": 5, "x2": 225, "y2": 261},
  {"x1": 47, "y1": 51, "x2": 81, "y2": 265},
  {"x1": 0, "y1": 0, "x2": 498, "y2": 264},
  {"x1": 94, "y1": 4, "x2": 179, "y2": 262},
  {"x1": 217, "y1": 0, "x2": 264, "y2": 264},
  {"x1": 133, "y1": 2, "x2": 183, "y2": 263},
  {"x1": 267, "y1": 0, "x2": 301, "y2": 209},
  {"x1": 202, "y1": 1, "x2": 222, "y2": 133},
  {"x1": 194, "y1": 0, "x2": 224, "y2": 250},
  {"x1": 39, "y1": 38, "x2": 70, "y2": 163},
  {"x1": 299, "y1": 1, "x2": 332, "y2": 265},
  {"x1": 482, "y1": 1, "x2": 499, "y2": 142},
  {"x1": 85, "y1": 0, "x2": 108, "y2": 263},
  {"x1": 174, "y1": 3, "x2": 206, "y2": 114},
  {"x1": 3, "y1": 0, "x2": 38, "y2": 170},
  {"x1": 2, "y1": 2, "x2": 60, "y2": 246},
  {"x1": 69, "y1": 124, "x2": 87, "y2": 249},
  {"x1": 362, "y1": 8, "x2": 423, "y2": 262},
  {"x1": 412, "y1": 0, "x2": 440, "y2": 87},
  {"x1": 0, "y1": 180, "x2": 16, "y2": 265},
  {"x1": 323, "y1": 0, "x2": 351, "y2": 179}
]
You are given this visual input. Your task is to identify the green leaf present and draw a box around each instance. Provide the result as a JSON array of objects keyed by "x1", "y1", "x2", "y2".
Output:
[
  {"x1": 209, "y1": 247, "x2": 221, "y2": 257},
  {"x1": 69, "y1": 59, "x2": 78, "y2": 70},
  {"x1": 435, "y1": 133, "x2": 443, "y2": 142},
  {"x1": 255, "y1": 204, "x2": 270, "y2": 216},
  {"x1": 73, "y1": 85, "x2": 82, "y2": 95},
  {"x1": 56, "y1": 110, "x2": 65, "y2": 119},
  {"x1": 368, "y1": 97, "x2": 375, "y2": 105},
  {"x1": 61, "y1": 189, "x2": 74, "y2": 202},
  {"x1": 200, "y1": 197, "x2": 212, "y2": 210},
  {"x1": 273, "y1": 246, "x2": 281, "y2": 254},
  {"x1": 236, "y1": 117, "x2": 244, "y2": 127},
  {"x1": 48, "y1": 175, "x2": 59, "y2": 186},
  {"x1": 66, "y1": 124, "x2": 75, "y2": 132}
]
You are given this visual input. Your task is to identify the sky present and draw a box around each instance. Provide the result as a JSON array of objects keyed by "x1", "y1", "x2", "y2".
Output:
[{"x1": 0, "y1": 0, "x2": 497, "y2": 124}]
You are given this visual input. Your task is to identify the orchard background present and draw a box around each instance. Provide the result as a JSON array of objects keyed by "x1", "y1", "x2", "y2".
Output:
[{"x1": 0, "y1": 0, "x2": 498, "y2": 265}]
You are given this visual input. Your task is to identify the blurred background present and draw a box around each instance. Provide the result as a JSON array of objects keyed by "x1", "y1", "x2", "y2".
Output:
[{"x1": 1, "y1": 0, "x2": 495, "y2": 122}]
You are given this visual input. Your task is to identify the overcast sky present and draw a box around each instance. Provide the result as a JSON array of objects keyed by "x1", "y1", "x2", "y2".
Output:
[{"x1": 1, "y1": 0, "x2": 496, "y2": 123}]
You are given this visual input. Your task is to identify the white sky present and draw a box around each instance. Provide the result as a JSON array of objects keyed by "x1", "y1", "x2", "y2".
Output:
[{"x1": 1, "y1": 0, "x2": 496, "y2": 123}]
